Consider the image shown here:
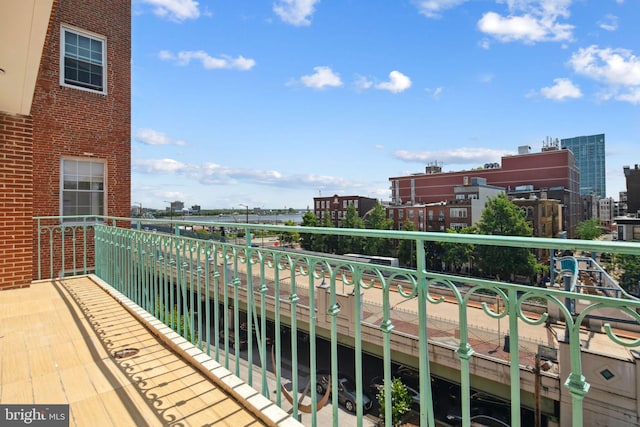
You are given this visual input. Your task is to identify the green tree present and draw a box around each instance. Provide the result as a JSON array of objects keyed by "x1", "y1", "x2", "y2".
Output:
[
  {"x1": 321, "y1": 213, "x2": 339, "y2": 254},
  {"x1": 618, "y1": 254, "x2": 640, "y2": 295},
  {"x1": 441, "y1": 227, "x2": 476, "y2": 273},
  {"x1": 280, "y1": 219, "x2": 300, "y2": 247},
  {"x1": 576, "y1": 218, "x2": 603, "y2": 240},
  {"x1": 375, "y1": 377, "x2": 413, "y2": 426},
  {"x1": 299, "y1": 210, "x2": 318, "y2": 251},
  {"x1": 396, "y1": 220, "x2": 416, "y2": 267},
  {"x1": 340, "y1": 203, "x2": 365, "y2": 254},
  {"x1": 364, "y1": 204, "x2": 393, "y2": 256},
  {"x1": 475, "y1": 193, "x2": 540, "y2": 280}
]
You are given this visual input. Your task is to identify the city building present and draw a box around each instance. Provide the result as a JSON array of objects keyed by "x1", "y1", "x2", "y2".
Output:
[
  {"x1": 616, "y1": 216, "x2": 640, "y2": 241},
  {"x1": 512, "y1": 194, "x2": 563, "y2": 262},
  {"x1": 0, "y1": 0, "x2": 131, "y2": 290},
  {"x1": 624, "y1": 165, "x2": 640, "y2": 216},
  {"x1": 616, "y1": 191, "x2": 628, "y2": 217},
  {"x1": 581, "y1": 194, "x2": 600, "y2": 222},
  {"x1": 598, "y1": 197, "x2": 616, "y2": 229},
  {"x1": 561, "y1": 134, "x2": 606, "y2": 198},
  {"x1": 168, "y1": 201, "x2": 185, "y2": 212},
  {"x1": 389, "y1": 144, "x2": 580, "y2": 237},
  {"x1": 313, "y1": 194, "x2": 378, "y2": 226},
  {"x1": 386, "y1": 177, "x2": 504, "y2": 232},
  {"x1": 512, "y1": 195, "x2": 562, "y2": 239}
]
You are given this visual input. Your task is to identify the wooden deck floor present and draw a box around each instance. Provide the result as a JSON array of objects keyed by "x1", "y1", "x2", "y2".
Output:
[{"x1": 0, "y1": 276, "x2": 295, "y2": 427}]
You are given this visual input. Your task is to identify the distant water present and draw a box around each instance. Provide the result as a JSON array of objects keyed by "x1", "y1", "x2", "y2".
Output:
[{"x1": 178, "y1": 213, "x2": 304, "y2": 224}]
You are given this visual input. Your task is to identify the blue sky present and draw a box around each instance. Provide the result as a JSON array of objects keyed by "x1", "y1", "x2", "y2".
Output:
[{"x1": 131, "y1": 0, "x2": 639, "y2": 211}]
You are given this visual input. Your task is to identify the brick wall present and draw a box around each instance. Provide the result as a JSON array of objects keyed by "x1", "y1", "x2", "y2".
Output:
[
  {"x1": 30, "y1": 0, "x2": 131, "y2": 280},
  {"x1": 0, "y1": 113, "x2": 34, "y2": 289}
]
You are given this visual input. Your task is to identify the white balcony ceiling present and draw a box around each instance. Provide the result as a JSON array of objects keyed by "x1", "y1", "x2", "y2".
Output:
[{"x1": 0, "y1": 0, "x2": 54, "y2": 115}]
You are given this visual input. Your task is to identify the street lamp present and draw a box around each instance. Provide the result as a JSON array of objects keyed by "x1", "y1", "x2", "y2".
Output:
[
  {"x1": 163, "y1": 200, "x2": 173, "y2": 230},
  {"x1": 238, "y1": 204, "x2": 249, "y2": 223}
]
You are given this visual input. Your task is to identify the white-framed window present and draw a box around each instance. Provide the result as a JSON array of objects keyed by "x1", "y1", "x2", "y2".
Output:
[
  {"x1": 450, "y1": 208, "x2": 468, "y2": 218},
  {"x1": 61, "y1": 158, "x2": 105, "y2": 217},
  {"x1": 61, "y1": 25, "x2": 106, "y2": 93}
]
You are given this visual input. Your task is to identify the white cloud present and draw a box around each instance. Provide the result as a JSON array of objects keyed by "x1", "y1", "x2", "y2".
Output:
[
  {"x1": 425, "y1": 87, "x2": 444, "y2": 99},
  {"x1": 133, "y1": 157, "x2": 361, "y2": 189},
  {"x1": 413, "y1": 0, "x2": 469, "y2": 19},
  {"x1": 539, "y1": 78, "x2": 582, "y2": 100},
  {"x1": 615, "y1": 88, "x2": 640, "y2": 104},
  {"x1": 135, "y1": 128, "x2": 186, "y2": 146},
  {"x1": 392, "y1": 147, "x2": 514, "y2": 164},
  {"x1": 139, "y1": 0, "x2": 200, "y2": 21},
  {"x1": 568, "y1": 45, "x2": 640, "y2": 104},
  {"x1": 569, "y1": 45, "x2": 640, "y2": 86},
  {"x1": 477, "y1": 1, "x2": 574, "y2": 44},
  {"x1": 299, "y1": 66, "x2": 343, "y2": 89},
  {"x1": 158, "y1": 50, "x2": 256, "y2": 71},
  {"x1": 273, "y1": 0, "x2": 319, "y2": 26},
  {"x1": 375, "y1": 71, "x2": 412, "y2": 93},
  {"x1": 599, "y1": 14, "x2": 619, "y2": 32},
  {"x1": 354, "y1": 75, "x2": 374, "y2": 91},
  {"x1": 134, "y1": 158, "x2": 187, "y2": 174},
  {"x1": 479, "y1": 39, "x2": 491, "y2": 50}
]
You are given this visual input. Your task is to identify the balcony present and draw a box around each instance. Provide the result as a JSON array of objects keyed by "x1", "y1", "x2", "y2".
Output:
[{"x1": 7, "y1": 216, "x2": 640, "y2": 426}]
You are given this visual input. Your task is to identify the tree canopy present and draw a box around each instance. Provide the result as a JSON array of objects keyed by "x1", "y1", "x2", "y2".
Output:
[
  {"x1": 475, "y1": 193, "x2": 541, "y2": 280},
  {"x1": 396, "y1": 220, "x2": 416, "y2": 267},
  {"x1": 440, "y1": 227, "x2": 475, "y2": 273},
  {"x1": 575, "y1": 218, "x2": 603, "y2": 240}
]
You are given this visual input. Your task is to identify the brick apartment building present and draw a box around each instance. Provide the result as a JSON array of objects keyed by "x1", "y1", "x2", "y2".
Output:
[
  {"x1": 313, "y1": 195, "x2": 378, "y2": 227},
  {"x1": 0, "y1": 0, "x2": 131, "y2": 290},
  {"x1": 387, "y1": 177, "x2": 504, "y2": 232},
  {"x1": 389, "y1": 145, "x2": 580, "y2": 237}
]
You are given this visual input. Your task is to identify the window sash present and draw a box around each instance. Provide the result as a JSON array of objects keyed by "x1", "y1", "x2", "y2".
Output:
[
  {"x1": 62, "y1": 27, "x2": 105, "y2": 92},
  {"x1": 61, "y1": 159, "x2": 105, "y2": 217}
]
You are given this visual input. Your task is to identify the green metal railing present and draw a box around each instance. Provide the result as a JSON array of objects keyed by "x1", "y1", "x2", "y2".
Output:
[{"x1": 35, "y1": 215, "x2": 640, "y2": 427}]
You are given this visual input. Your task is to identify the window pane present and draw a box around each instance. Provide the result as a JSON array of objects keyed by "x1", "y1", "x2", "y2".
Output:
[
  {"x1": 78, "y1": 179, "x2": 91, "y2": 190},
  {"x1": 78, "y1": 34, "x2": 91, "y2": 51},
  {"x1": 62, "y1": 28, "x2": 104, "y2": 92},
  {"x1": 62, "y1": 160, "x2": 105, "y2": 218}
]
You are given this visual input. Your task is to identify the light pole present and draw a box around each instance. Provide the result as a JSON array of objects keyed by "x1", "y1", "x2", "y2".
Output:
[
  {"x1": 238, "y1": 204, "x2": 249, "y2": 223},
  {"x1": 163, "y1": 200, "x2": 173, "y2": 230}
]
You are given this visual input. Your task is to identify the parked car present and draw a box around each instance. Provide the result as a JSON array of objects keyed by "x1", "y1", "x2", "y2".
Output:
[
  {"x1": 446, "y1": 414, "x2": 510, "y2": 427},
  {"x1": 316, "y1": 371, "x2": 373, "y2": 413},
  {"x1": 446, "y1": 391, "x2": 512, "y2": 426},
  {"x1": 368, "y1": 376, "x2": 420, "y2": 412}
]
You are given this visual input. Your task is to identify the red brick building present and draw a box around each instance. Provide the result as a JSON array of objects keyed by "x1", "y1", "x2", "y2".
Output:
[
  {"x1": 313, "y1": 195, "x2": 378, "y2": 227},
  {"x1": 0, "y1": 0, "x2": 131, "y2": 290},
  {"x1": 387, "y1": 177, "x2": 505, "y2": 232},
  {"x1": 389, "y1": 146, "x2": 580, "y2": 237}
]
